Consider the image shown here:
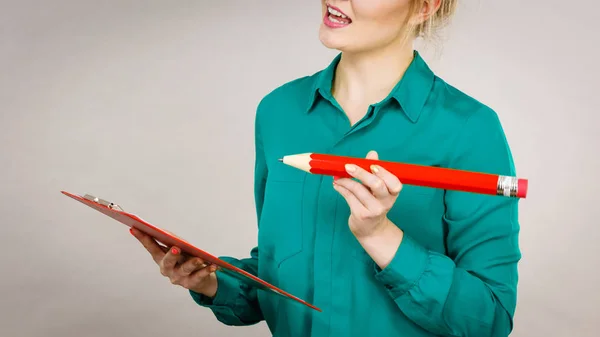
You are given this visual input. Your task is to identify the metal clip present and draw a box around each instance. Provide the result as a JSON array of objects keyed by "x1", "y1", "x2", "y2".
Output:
[{"x1": 83, "y1": 194, "x2": 124, "y2": 211}]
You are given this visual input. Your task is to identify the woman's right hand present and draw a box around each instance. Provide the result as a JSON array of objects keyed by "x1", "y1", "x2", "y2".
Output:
[{"x1": 129, "y1": 227, "x2": 219, "y2": 297}]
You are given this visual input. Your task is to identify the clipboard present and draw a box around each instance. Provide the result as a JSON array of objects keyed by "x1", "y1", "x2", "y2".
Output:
[{"x1": 61, "y1": 190, "x2": 321, "y2": 312}]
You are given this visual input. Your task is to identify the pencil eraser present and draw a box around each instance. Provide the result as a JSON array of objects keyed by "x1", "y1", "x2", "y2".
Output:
[{"x1": 517, "y1": 179, "x2": 528, "y2": 198}]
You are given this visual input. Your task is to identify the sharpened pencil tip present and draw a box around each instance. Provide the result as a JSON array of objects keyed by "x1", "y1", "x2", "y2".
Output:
[{"x1": 278, "y1": 158, "x2": 283, "y2": 162}]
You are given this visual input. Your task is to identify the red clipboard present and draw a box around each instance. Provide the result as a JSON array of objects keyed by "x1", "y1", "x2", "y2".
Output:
[{"x1": 61, "y1": 191, "x2": 320, "y2": 312}]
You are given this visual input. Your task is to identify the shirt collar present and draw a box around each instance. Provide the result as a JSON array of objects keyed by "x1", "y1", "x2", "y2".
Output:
[
  {"x1": 306, "y1": 53, "x2": 340, "y2": 112},
  {"x1": 306, "y1": 50, "x2": 435, "y2": 123}
]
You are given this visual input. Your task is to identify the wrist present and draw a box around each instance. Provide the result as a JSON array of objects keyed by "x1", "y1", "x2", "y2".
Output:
[
  {"x1": 356, "y1": 219, "x2": 404, "y2": 270},
  {"x1": 352, "y1": 217, "x2": 392, "y2": 240}
]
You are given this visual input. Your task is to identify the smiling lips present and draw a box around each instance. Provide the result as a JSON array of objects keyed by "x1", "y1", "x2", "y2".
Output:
[{"x1": 324, "y1": 4, "x2": 352, "y2": 28}]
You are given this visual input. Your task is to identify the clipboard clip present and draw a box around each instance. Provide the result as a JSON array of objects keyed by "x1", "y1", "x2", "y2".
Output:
[{"x1": 83, "y1": 194, "x2": 124, "y2": 211}]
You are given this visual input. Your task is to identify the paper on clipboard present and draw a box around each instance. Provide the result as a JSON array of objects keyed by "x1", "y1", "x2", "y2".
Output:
[{"x1": 61, "y1": 190, "x2": 320, "y2": 312}]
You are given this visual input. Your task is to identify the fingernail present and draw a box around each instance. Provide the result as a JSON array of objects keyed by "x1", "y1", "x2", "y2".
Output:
[
  {"x1": 345, "y1": 164, "x2": 356, "y2": 173},
  {"x1": 171, "y1": 247, "x2": 179, "y2": 255},
  {"x1": 371, "y1": 165, "x2": 379, "y2": 173}
]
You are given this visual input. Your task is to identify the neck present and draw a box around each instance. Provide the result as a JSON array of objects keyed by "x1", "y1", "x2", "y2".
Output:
[{"x1": 332, "y1": 40, "x2": 415, "y2": 105}]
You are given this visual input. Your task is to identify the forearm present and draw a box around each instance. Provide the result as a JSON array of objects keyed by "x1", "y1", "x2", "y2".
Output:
[
  {"x1": 358, "y1": 220, "x2": 515, "y2": 336},
  {"x1": 383, "y1": 244, "x2": 513, "y2": 336}
]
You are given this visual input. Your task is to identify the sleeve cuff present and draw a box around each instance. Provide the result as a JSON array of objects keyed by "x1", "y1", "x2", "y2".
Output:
[
  {"x1": 189, "y1": 269, "x2": 241, "y2": 310},
  {"x1": 373, "y1": 233, "x2": 430, "y2": 298}
]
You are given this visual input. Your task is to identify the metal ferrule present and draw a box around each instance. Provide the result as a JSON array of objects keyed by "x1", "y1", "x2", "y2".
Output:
[{"x1": 496, "y1": 175, "x2": 519, "y2": 197}]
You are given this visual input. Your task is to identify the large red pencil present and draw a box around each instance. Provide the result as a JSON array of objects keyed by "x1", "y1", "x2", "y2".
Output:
[{"x1": 279, "y1": 153, "x2": 528, "y2": 199}]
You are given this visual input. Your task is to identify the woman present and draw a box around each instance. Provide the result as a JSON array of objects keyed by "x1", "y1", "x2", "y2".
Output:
[{"x1": 130, "y1": 0, "x2": 521, "y2": 336}]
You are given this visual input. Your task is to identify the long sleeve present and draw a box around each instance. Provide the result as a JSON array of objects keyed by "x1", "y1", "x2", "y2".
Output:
[
  {"x1": 188, "y1": 103, "x2": 269, "y2": 326},
  {"x1": 373, "y1": 107, "x2": 522, "y2": 336}
]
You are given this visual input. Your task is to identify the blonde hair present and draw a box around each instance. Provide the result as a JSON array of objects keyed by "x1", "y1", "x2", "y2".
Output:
[{"x1": 406, "y1": 0, "x2": 458, "y2": 41}]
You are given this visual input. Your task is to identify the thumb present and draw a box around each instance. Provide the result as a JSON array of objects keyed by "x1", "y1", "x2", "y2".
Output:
[{"x1": 366, "y1": 150, "x2": 379, "y2": 160}]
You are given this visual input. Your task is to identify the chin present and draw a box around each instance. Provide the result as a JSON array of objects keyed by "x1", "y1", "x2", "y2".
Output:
[{"x1": 318, "y1": 26, "x2": 351, "y2": 52}]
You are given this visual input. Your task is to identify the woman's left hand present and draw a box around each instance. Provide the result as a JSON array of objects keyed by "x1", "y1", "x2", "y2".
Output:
[{"x1": 333, "y1": 150, "x2": 403, "y2": 238}]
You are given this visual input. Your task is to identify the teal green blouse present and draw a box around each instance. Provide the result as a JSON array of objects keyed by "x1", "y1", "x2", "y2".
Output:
[{"x1": 190, "y1": 51, "x2": 521, "y2": 337}]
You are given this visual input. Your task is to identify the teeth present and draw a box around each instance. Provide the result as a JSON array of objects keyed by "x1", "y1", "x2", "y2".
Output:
[
  {"x1": 329, "y1": 16, "x2": 344, "y2": 24},
  {"x1": 327, "y1": 6, "x2": 347, "y2": 18}
]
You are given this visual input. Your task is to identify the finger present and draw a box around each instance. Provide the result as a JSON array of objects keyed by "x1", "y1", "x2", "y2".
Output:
[
  {"x1": 188, "y1": 264, "x2": 218, "y2": 284},
  {"x1": 157, "y1": 244, "x2": 187, "y2": 264},
  {"x1": 344, "y1": 164, "x2": 389, "y2": 199},
  {"x1": 333, "y1": 180, "x2": 366, "y2": 213},
  {"x1": 130, "y1": 228, "x2": 166, "y2": 263},
  {"x1": 364, "y1": 150, "x2": 402, "y2": 195},
  {"x1": 371, "y1": 164, "x2": 403, "y2": 195},
  {"x1": 365, "y1": 150, "x2": 379, "y2": 160},
  {"x1": 333, "y1": 178, "x2": 374, "y2": 213},
  {"x1": 179, "y1": 257, "x2": 207, "y2": 276},
  {"x1": 160, "y1": 246, "x2": 182, "y2": 275}
]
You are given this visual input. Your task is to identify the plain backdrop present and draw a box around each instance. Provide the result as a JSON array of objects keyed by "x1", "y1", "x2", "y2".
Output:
[{"x1": 1, "y1": 1, "x2": 598, "y2": 336}]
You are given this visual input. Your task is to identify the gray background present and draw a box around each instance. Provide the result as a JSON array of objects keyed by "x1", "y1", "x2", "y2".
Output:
[{"x1": 1, "y1": 0, "x2": 598, "y2": 336}]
